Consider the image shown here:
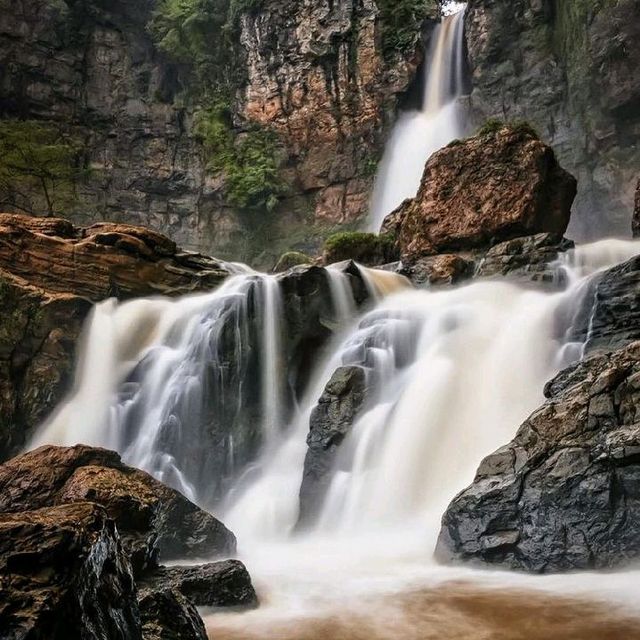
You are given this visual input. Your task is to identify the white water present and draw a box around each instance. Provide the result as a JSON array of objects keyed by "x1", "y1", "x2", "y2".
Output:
[{"x1": 369, "y1": 9, "x2": 467, "y2": 231}]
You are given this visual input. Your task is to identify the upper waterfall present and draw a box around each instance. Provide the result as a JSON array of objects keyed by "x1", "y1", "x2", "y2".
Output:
[{"x1": 368, "y1": 8, "x2": 467, "y2": 231}]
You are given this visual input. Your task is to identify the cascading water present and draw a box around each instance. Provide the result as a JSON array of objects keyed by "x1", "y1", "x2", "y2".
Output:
[{"x1": 368, "y1": 8, "x2": 467, "y2": 231}]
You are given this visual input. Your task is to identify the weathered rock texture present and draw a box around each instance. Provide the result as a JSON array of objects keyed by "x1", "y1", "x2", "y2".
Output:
[
  {"x1": 0, "y1": 446, "x2": 257, "y2": 639},
  {"x1": 0, "y1": 0, "x2": 434, "y2": 265},
  {"x1": 633, "y1": 178, "x2": 640, "y2": 238},
  {"x1": 385, "y1": 125, "x2": 577, "y2": 262},
  {"x1": 437, "y1": 342, "x2": 640, "y2": 572},
  {"x1": 298, "y1": 365, "x2": 368, "y2": 527},
  {"x1": 0, "y1": 502, "x2": 141, "y2": 640},
  {"x1": 0, "y1": 213, "x2": 229, "y2": 459},
  {"x1": 466, "y1": 0, "x2": 640, "y2": 237},
  {"x1": 0, "y1": 445, "x2": 236, "y2": 573},
  {"x1": 568, "y1": 254, "x2": 640, "y2": 355}
]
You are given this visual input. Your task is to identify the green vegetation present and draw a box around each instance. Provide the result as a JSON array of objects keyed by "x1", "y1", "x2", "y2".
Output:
[
  {"x1": 0, "y1": 120, "x2": 86, "y2": 217},
  {"x1": 377, "y1": 0, "x2": 438, "y2": 58},
  {"x1": 273, "y1": 251, "x2": 312, "y2": 272},
  {"x1": 477, "y1": 119, "x2": 539, "y2": 139},
  {"x1": 149, "y1": 0, "x2": 262, "y2": 95},
  {"x1": 324, "y1": 231, "x2": 398, "y2": 266},
  {"x1": 195, "y1": 103, "x2": 286, "y2": 211}
]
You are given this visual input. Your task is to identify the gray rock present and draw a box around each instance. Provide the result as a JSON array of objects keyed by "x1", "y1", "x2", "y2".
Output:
[
  {"x1": 297, "y1": 365, "x2": 368, "y2": 528},
  {"x1": 437, "y1": 342, "x2": 640, "y2": 572}
]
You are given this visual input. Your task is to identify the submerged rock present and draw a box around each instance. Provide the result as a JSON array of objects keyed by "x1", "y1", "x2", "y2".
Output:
[
  {"x1": 0, "y1": 445, "x2": 236, "y2": 574},
  {"x1": 384, "y1": 125, "x2": 577, "y2": 263},
  {"x1": 298, "y1": 365, "x2": 368, "y2": 528},
  {"x1": 437, "y1": 342, "x2": 640, "y2": 572},
  {"x1": 0, "y1": 502, "x2": 141, "y2": 640}
]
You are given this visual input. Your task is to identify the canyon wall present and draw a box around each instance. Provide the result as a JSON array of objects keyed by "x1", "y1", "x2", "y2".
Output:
[
  {"x1": 465, "y1": 0, "x2": 640, "y2": 238},
  {"x1": 0, "y1": 0, "x2": 436, "y2": 267}
]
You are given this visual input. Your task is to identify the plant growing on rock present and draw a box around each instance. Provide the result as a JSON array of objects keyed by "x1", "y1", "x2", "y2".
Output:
[
  {"x1": 376, "y1": 0, "x2": 439, "y2": 58},
  {"x1": 0, "y1": 120, "x2": 86, "y2": 217}
]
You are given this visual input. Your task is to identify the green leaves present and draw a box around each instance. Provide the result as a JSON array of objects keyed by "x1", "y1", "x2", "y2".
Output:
[{"x1": 0, "y1": 120, "x2": 87, "y2": 216}]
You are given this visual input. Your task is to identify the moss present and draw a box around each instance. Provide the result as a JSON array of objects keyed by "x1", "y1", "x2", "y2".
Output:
[
  {"x1": 273, "y1": 251, "x2": 312, "y2": 272},
  {"x1": 446, "y1": 138, "x2": 462, "y2": 148},
  {"x1": 477, "y1": 119, "x2": 539, "y2": 139},
  {"x1": 324, "y1": 231, "x2": 398, "y2": 266},
  {"x1": 376, "y1": 0, "x2": 439, "y2": 59}
]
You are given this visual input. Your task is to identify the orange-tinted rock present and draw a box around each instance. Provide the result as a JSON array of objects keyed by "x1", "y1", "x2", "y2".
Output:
[
  {"x1": 386, "y1": 126, "x2": 577, "y2": 262},
  {"x1": 0, "y1": 445, "x2": 236, "y2": 574}
]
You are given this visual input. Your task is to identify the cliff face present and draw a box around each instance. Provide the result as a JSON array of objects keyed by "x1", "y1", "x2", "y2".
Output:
[
  {"x1": 0, "y1": 0, "x2": 434, "y2": 266},
  {"x1": 465, "y1": 0, "x2": 640, "y2": 238}
]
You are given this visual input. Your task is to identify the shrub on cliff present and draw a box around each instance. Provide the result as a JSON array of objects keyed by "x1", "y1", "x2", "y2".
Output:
[
  {"x1": 323, "y1": 231, "x2": 398, "y2": 266},
  {"x1": 377, "y1": 0, "x2": 439, "y2": 58},
  {"x1": 0, "y1": 120, "x2": 86, "y2": 217}
]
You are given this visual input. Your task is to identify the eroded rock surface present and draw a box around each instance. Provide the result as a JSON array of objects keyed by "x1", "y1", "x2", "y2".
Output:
[
  {"x1": 0, "y1": 445, "x2": 236, "y2": 574},
  {"x1": 0, "y1": 502, "x2": 141, "y2": 640},
  {"x1": 437, "y1": 342, "x2": 640, "y2": 572},
  {"x1": 385, "y1": 126, "x2": 577, "y2": 263}
]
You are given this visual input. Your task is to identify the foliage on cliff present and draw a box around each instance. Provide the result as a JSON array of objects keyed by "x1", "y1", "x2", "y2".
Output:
[
  {"x1": 0, "y1": 120, "x2": 86, "y2": 217},
  {"x1": 377, "y1": 0, "x2": 439, "y2": 58}
]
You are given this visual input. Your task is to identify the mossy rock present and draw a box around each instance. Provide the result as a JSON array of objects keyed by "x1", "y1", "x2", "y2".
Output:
[
  {"x1": 273, "y1": 251, "x2": 312, "y2": 272},
  {"x1": 477, "y1": 119, "x2": 539, "y2": 139},
  {"x1": 323, "y1": 232, "x2": 398, "y2": 267}
]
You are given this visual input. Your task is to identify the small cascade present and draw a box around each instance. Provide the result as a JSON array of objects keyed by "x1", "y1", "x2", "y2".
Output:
[{"x1": 369, "y1": 8, "x2": 467, "y2": 231}]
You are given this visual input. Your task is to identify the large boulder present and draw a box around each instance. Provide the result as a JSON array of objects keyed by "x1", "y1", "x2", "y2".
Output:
[
  {"x1": 0, "y1": 502, "x2": 141, "y2": 640},
  {"x1": 384, "y1": 125, "x2": 577, "y2": 262},
  {"x1": 297, "y1": 366, "x2": 368, "y2": 528},
  {"x1": 0, "y1": 445, "x2": 236, "y2": 575},
  {"x1": 437, "y1": 342, "x2": 640, "y2": 572}
]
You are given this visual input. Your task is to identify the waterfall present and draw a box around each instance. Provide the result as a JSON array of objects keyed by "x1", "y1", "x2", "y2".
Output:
[{"x1": 368, "y1": 8, "x2": 467, "y2": 231}]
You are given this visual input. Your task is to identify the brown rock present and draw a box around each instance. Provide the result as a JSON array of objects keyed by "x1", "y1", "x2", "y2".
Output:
[
  {"x1": 0, "y1": 445, "x2": 237, "y2": 574},
  {"x1": 401, "y1": 254, "x2": 474, "y2": 287},
  {"x1": 386, "y1": 126, "x2": 577, "y2": 262},
  {"x1": 0, "y1": 502, "x2": 141, "y2": 640}
]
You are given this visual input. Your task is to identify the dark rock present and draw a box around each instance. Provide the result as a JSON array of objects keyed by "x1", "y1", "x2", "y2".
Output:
[
  {"x1": 400, "y1": 254, "x2": 474, "y2": 287},
  {"x1": 385, "y1": 125, "x2": 577, "y2": 262},
  {"x1": 298, "y1": 365, "x2": 368, "y2": 528},
  {"x1": 466, "y1": 0, "x2": 640, "y2": 237},
  {"x1": 475, "y1": 233, "x2": 575, "y2": 285},
  {"x1": 437, "y1": 342, "x2": 640, "y2": 572},
  {"x1": 0, "y1": 502, "x2": 141, "y2": 640},
  {"x1": 141, "y1": 560, "x2": 258, "y2": 609},
  {"x1": 322, "y1": 232, "x2": 398, "y2": 267},
  {"x1": 568, "y1": 254, "x2": 640, "y2": 354},
  {"x1": 0, "y1": 445, "x2": 236, "y2": 575},
  {"x1": 138, "y1": 588, "x2": 208, "y2": 640},
  {"x1": 633, "y1": 178, "x2": 640, "y2": 238}
]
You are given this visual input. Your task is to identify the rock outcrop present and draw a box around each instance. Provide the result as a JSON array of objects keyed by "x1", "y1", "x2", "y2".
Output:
[
  {"x1": 298, "y1": 365, "x2": 368, "y2": 527},
  {"x1": 0, "y1": 445, "x2": 236, "y2": 573},
  {"x1": 384, "y1": 125, "x2": 577, "y2": 263},
  {"x1": 0, "y1": 502, "x2": 141, "y2": 640},
  {"x1": 465, "y1": 0, "x2": 640, "y2": 237},
  {"x1": 568, "y1": 254, "x2": 640, "y2": 354},
  {"x1": 437, "y1": 342, "x2": 640, "y2": 572},
  {"x1": 0, "y1": 0, "x2": 435, "y2": 264},
  {"x1": 0, "y1": 445, "x2": 257, "y2": 638},
  {"x1": 0, "y1": 214, "x2": 229, "y2": 459},
  {"x1": 633, "y1": 178, "x2": 640, "y2": 238}
]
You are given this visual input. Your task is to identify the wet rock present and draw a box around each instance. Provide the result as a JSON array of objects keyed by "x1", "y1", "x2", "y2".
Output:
[
  {"x1": 322, "y1": 232, "x2": 398, "y2": 267},
  {"x1": 0, "y1": 445, "x2": 236, "y2": 574},
  {"x1": 138, "y1": 588, "x2": 207, "y2": 640},
  {"x1": 0, "y1": 502, "x2": 141, "y2": 640},
  {"x1": 400, "y1": 254, "x2": 474, "y2": 287},
  {"x1": 567, "y1": 254, "x2": 640, "y2": 354},
  {"x1": 298, "y1": 365, "x2": 368, "y2": 527},
  {"x1": 385, "y1": 125, "x2": 577, "y2": 262},
  {"x1": 437, "y1": 342, "x2": 640, "y2": 572},
  {"x1": 274, "y1": 251, "x2": 313, "y2": 272},
  {"x1": 475, "y1": 233, "x2": 574, "y2": 285},
  {"x1": 141, "y1": 560, "x2": 258, "y2": 609},
  {"x1": 466, "y1": 0, "x2": 640, "y2": 236}
]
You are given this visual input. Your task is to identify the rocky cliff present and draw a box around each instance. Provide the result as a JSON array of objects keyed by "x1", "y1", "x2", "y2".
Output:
[
  {"x1": 465, "y1": 0, "x2": 640, "y2": 237},
  {"x1": 0, "y1": 0, "x2": 437, "y2": 267}
]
